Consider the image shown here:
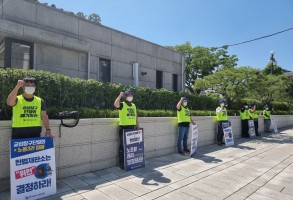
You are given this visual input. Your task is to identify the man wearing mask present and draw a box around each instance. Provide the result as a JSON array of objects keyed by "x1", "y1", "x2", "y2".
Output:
[
  {"x1": 176, "y1": 97, "x2": 196, "y2": 155},
  {"x1": 240, "y1": 103, "x2": 250, "y2": 138},
  {"x1": 248, "y1": 104, "x2": 260, "y2": 136},
  {"x1": 216, "y1": 100, "x2": 228, "y2": 146},
  {"x1": 263, "y1": 105, "x2": 271, "y2": 133},
  {"x1": 114, "y1": 90, "x2": 139, "y2": 169},
  {"x1": 6, "y1": 77, "x2": 53, "y2": 139}
]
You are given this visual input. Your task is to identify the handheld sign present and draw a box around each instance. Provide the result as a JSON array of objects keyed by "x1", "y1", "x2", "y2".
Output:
[
  {"x1": 10, "y1": 137, "x2": 56, "y2": 200},
  {"x1": 248, "y1": 120, "x2": 256, "y2": 138},
  {"x1": 222, "y1": 122, "x2": 234, "y2": 146},
  {"x1": 123, "y1": 129, "x2": 145, "y2": 171},
  {"x1": 190, "y1": 124, "x2": 199, "y2": 157},
  {"x1": 271, "y1": 118, "x2": 278, "y2": 133}
]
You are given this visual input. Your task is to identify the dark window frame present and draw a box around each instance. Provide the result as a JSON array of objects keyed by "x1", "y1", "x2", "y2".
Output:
[
  {"x1": 4, "y1": 37, "x2": 34, "y2": 69},
  {"x1": 156, "y1": 70, "x2": 163, "y2": 89},
  {"x1": 172, "y1": 74, "x2": 178, "y2": 91},
  {"x1": 99, "y1": 58, "x2": 111, "y2": 83}
]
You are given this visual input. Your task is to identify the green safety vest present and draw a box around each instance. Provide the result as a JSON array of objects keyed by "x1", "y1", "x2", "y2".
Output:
[
  {"x1": 12, "y1": 95, "x2": 42, "y2": 128},
  {"x1": 216, "y1": 107, "x2": 228, "y2": 121},
  {"x1": 248, "y1": 109, "x2": 258, "y2": 120},
  {"x1": 119, "y1": 102, "x2": 137, "y2": 126},
  {"x1": 240, "y1": 109, "x2": 250, "y2": 120},
  {"x1": 177, "y1": 106, "x2": 191, "y2": 123},
  {"x1": 263, "y1": 110, "x2": 271, "y2": 120}
]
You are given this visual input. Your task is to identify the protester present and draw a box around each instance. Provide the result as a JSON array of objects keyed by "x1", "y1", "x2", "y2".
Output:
[
  {"x1": 114, "y1": 90, "x2": 139, "y2": 169},
  {"x1": 176, "y1": 97, "x2": 196, "y2": 155},
  {"x1": 6, "y1": 77, "x2": 53, "y2": 139},
  {"x1": 216, "y1": 100, "x2": 229, "y2": 146},
  {"x1": 249, "y1": 104, "x2": 260, "y2": 136},
  {"x1": 240, "y1": 103, "x2": 250, "y2": 138},
  {"x1": 263, "y1": 105, "x2": 272, "y2": 133}
]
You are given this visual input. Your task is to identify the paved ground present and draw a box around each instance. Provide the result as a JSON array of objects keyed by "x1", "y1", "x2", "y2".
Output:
[{"x1": 1, "y1": 127, "x2": 293, "y2": 200}]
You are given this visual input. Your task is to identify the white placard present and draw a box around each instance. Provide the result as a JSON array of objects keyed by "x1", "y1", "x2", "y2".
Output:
[
  {"x1": 190, "y1": 124, "x2": 199, "y2": 156},
  {"x1": 10, "y1": 137, "x2": 56, "y2": 200}
]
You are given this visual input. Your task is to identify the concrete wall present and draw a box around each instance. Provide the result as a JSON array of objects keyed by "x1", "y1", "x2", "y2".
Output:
[
  {"x1": 1, "y1": 115, "x2": 293, "y2": 191},
  {"x1": 0, "y1": 0, "x2": 184, "y2": 90}
]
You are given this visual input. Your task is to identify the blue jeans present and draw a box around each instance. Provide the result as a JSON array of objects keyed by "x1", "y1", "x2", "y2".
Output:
[{"x1": 178, "y1": 126, "x2": 189, "y2": 152}]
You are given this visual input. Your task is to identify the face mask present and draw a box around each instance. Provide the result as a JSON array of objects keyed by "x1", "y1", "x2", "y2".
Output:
[
  {"x1": 245, "y1": 106, "x2": 248, "y2": 109},
  {"x1": 126, "y1": 96, "x2": 133, "y2": 102},
  {"x1": 183, "y1": 102, "x2": 187, "y2": 107},
  {"x1": 24, "y1": 87, "x2": 35, "y2": 95},
  {"x1": 220, "y1": 103, "x2": 224, "y2": 107},
  {"x1": 266, "y1": 108, "x2": 269, "y2": 110}
]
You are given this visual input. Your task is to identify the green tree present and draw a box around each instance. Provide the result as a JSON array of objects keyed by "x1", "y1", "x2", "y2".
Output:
[
  {"x1": 263, "y1": 64, "x2": 284, "y2": 75},
  {"x1": 195, "y1": 67, "x2": 258, "y2": 108},
  {"x1": 247, "y1": 72, "x2": 287, "y2": 104},
  {"x1": 88, "y1": 13, "x2": 101, "y2": 24},
  {"x1": 168, "y1": 42, "x2": 238, "y2": 93},
  {"x1": 77, "y1": 12, "x2": 87, "y2": 19}
]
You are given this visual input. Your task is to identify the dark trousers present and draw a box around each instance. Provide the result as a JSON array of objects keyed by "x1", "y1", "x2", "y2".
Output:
[
  {"x1": 241, "y1": 120, "x2": 249, "y2": 138},
  {"x1": 12, "y1": 127, "x2": 42, "y2": 139},
  {"x1": 217, "y1": 121, "x2": 228, "y2": 143},
  {"x1": 119, "y1": 126, "x2": 135, "y2": 168},
  {"x1": 254, "y1": 120, "x2": 259, "y2": 136}
]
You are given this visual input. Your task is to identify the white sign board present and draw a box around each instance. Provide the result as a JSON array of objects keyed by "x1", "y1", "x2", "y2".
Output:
[
  {"x1": 271, "y1": 118, "x2": 278, "y2": 133},
  {"x1": 10, "y1": 137, "x2": 56, "y2": 200},
  {"x1": 190, "y1": 124, "x2": 199, "y2": 156},
  {"x1": 222, "y1": 122, "x2": 234, "y2": 146},
  {"x1": 248, "y1": 120, "x2": 256, "y2": 138}
]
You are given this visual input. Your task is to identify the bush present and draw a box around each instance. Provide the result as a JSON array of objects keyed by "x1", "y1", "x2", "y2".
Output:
[{"x1": 0, "y1": 69, "x2": 291, "y2": 119}]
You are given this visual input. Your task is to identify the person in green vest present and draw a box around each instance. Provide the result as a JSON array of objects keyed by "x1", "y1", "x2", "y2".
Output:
[
  {"x1": 216, "y1": 99, "x2": 228, "y2": 146},
  {"x1": 6, "y1": 77, "x2": 53, "y2": 139},
  {"x1": 263, "y1": 104, "x2": 271, "y2": 133},
  {"x1": 176, "y1": 97, "x2": 196, "y2": 155},
  {"x1": 240, "y1": 103, "x2": 250, "y2": 138},
  {"x1": 248, "y1": 104, "x2": 260, "y2": 136},
  {"x1": 114, "y1": 89, "x2": 139, "y2": 169}
]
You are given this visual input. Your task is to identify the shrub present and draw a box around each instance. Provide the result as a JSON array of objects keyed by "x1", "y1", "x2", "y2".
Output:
[{"x1": 0, "y1": 69, "x2": 291, "y2": 119}]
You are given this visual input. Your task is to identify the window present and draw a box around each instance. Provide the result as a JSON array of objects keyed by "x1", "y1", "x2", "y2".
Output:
[
  {"x1": 173, "y1": 74, "x2": 178, "y2": 91},
  {"x1": 99, "y1": 58, "x2": 111, "y2": 83},
  {"x1": 2, "y1": 38, "x2": 34, "y2": 69},
  {"x1": 156, "y1": 70, "x2": 163, "y2": 89}
]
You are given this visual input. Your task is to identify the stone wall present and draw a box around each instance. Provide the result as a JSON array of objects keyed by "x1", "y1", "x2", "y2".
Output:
[{"x1": 1, "y1": 115, "x2": 293, "y2": 191}]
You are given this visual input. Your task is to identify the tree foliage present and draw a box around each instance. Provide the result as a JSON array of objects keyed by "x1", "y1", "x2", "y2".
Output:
[
  {"x1": 168, "y1": 42, "x2": 238, "y2": 93},
  {"x1": 88, "y1": 13, "x2": 101, "y2": 24}
]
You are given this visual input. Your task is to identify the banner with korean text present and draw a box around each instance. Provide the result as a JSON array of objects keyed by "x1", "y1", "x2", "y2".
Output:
[{"x1": 10, "y1": 137, "x2": 56, "y2": 200}]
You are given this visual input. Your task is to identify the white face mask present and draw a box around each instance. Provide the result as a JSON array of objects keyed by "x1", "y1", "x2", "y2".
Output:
[
  {"x1": 24, "y1": 87, "x2": 35, "y2": 95},
  {"x1": 220, "y1": 103, "x2": 225, "y2": 107},
  {"x1": 126, "y1": 96, "x2": 133, "y2": 102},
  {"x1": 183, "y1": 102, "x2": 187, "y2": 107}
]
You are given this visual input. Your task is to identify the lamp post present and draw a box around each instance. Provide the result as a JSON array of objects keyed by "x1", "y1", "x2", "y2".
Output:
[{"x1": 268, "y1": 51, "x2": 277, "y2": 75}]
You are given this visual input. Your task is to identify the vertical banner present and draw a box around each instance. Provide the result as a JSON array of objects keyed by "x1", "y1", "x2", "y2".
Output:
[
  {"x1": 271, "y1": 118, "x2": 278, "y2": 133},
  {"x1": 10, "y1": 137, "x2": 56, "y2": 200},
  {"x1": 222, "y1": 122, "x2": 234, "y2": 146},
  {"x1": 123, "y1": 129, "x2": 145, "y2": 171},
  {"x1": 248, "y1": 120, "x2": 256, "y2": 138},
  {"x1": 190, "y1": 124, "x2": 198, "y2": 157}
]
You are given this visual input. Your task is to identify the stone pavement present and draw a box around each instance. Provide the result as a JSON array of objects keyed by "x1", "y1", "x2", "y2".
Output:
[{"x1": 1, "y1": 127, "x2": 293, "y2": 200}]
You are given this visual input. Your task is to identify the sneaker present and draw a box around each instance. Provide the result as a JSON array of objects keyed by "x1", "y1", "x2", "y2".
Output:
[
  {"x1": 184, "y1": 149, "x2": 190, "y2": 153},
  {"x1": 178, "y1": 151, "x2": 185, "y2": 155}
]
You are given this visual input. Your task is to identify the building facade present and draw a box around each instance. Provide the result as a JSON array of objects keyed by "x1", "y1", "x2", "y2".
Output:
[{"x1": 0, "y1": 0, "x2": 185, "y2": 91}]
